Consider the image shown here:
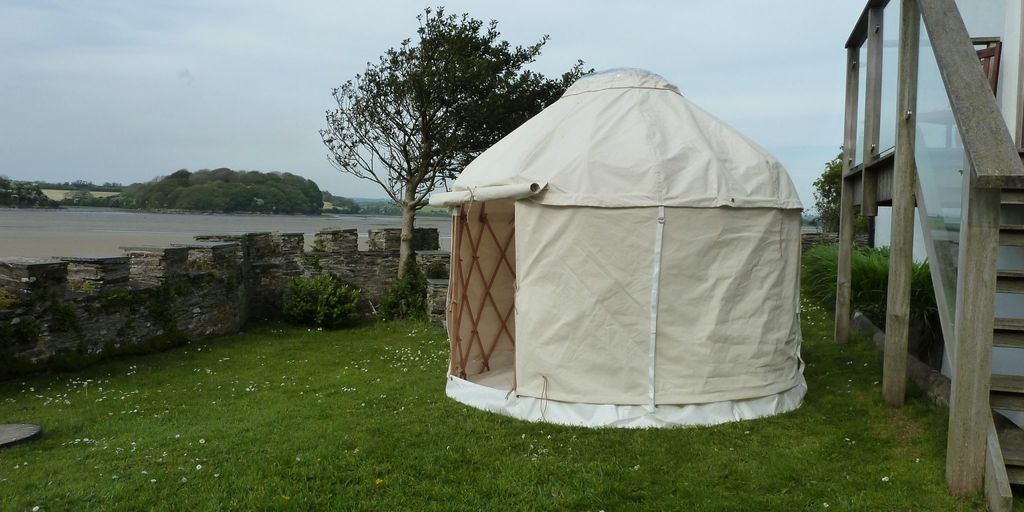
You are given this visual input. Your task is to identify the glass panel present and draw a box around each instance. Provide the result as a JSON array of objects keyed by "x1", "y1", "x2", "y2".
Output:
[
  {"x1": 914, "y1": 19, "x2": 965, "y2": 326},
  {"x1": 855, "y1": 46, "x2": 868, "y2": 166},
  {"x1": 956, "y1": 0, "x2": 1006, "y2": 38},
  {"x1": 878, "y1": 0, "x2": 901, "y2": 155}
]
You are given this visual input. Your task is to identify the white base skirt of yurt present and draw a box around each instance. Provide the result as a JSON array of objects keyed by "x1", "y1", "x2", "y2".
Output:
[{"x1": 446, "y1": 373, "x2": 807, "y2": 429}]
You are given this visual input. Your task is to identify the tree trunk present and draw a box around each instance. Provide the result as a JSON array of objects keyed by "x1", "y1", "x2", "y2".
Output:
[{"x1": 398, "y1": 200, "x2": 416, "y2": 277}]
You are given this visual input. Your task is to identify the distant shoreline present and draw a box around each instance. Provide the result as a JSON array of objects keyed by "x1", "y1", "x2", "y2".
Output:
[
  {"x1": 0, "y1": 208, "x2": 453, "y2": 258},
  {"x1": 0, "y1": 205, "x2": 450, "y2": 218}
]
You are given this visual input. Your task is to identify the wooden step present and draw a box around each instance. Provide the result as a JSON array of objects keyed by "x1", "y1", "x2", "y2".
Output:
[
  {"x1": 991, "y1": 392, "x2": 1024, "y2": 411},
  {"x1": 994, "y1": 318, "x2": 1024, "y2": 348},
  {"x1": 994, "y1": 331, "x2": 1024, "y2": 348},
  {"x1": 997, "y1": 270, "x2": 1024, "y2": 294},
  {"x1": 1003, "y1": 189, "x2": 1024, "y2": 205},
  {"x1": 991, "y1": 374, "x2": 1024, "y2": 393},
  {"x1": 1007, "y1": 466, "x2": 1024, "y2": 485},
  {"x1": 1000, "y1": 225, "x2": 1024, "y2": 246},
  {"x1": 1002, "y1": 438, "x2": 1024, "y2": 467}
]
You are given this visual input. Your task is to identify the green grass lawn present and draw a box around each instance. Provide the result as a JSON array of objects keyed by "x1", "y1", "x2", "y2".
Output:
[{"x1": 0, "y1": 301, "x2": 986, "y2": 511}]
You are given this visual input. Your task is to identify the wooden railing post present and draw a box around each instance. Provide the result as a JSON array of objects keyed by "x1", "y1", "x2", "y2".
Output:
[
  {"x1": 836, "y1": 47, "x2": 861, "y2": 345},
  {"x1": 882, "y1": 0, "x2": 920, "y2": 408},
  {"x1": 946, "y1": 172, "x2": 999, "y2": 495},
  {"x1": 861, "y1": 5, "x2": 883, "y2": 218}
]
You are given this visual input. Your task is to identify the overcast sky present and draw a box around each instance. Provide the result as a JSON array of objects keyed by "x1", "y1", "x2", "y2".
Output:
[{"x1": 0, "y1": 1, "x2": 866, "y2": 207}]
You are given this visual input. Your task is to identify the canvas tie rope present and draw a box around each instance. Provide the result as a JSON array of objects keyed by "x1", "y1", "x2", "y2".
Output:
[
  {"x1": 540, "y1": 375, "x2": 549, "y2": 421},
  {"x1": 648, "y1": 206, "x2": 666, "y2": 411}
]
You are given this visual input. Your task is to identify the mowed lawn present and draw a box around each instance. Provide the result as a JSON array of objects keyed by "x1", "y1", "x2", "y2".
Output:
[{"x1": 0, "y1": 302, "x2": 985, "y2": 511}]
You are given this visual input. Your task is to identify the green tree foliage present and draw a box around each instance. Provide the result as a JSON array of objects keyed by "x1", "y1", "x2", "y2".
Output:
[
  {"x1": 117, "y1": 168, "x2": 324, "y2": 214},
  {"x1": 284, "y1": 276, "x2": 361, "y2": 328},
  {"x1": 33, "y1": 180, "x2": 123, "y2": 192},
  {"x1": 321, "y1": 191, "x2": 361, "y2": 214},
  {"x1": 321, "y1": 7, "x2": 587, "y2": 275},
  {"x1": 0, "y1": 177, "x2": 58, "y2": 208},
  {"x1": 377, "y1": 260, "x2": 428, "y2": 321},
  {"x1": 812, "y1": 154, "x2": 844, "y2": 232},
  {"x1": 812, "y1": 153, "x2": 869, "y2": 234}
]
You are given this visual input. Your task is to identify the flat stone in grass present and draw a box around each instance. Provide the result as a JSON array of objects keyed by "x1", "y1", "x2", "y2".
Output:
[{"x1": 0, "y1": 424, "x2": 41, "y2": 448}]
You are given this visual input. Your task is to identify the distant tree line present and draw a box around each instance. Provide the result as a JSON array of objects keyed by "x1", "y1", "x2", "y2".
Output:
[
  {"x1": 321, "y1": 191, "x2": 361, "y2": 214},
  {"x1": 33, "y1": 180, "x2": 123, "y2": 192},
  {"x1": 354, "y1": 202, "x2": 449, "y2": 217},
  {"x1": 99, "y1": 169, "x2": 323, "y2": 214},
  {"x1": 0, "y1": 177, "x2": 58, "y2": 208}
]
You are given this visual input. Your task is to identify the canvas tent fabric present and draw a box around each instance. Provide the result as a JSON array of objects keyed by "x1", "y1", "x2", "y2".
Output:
[{"x1": 431, "y1": 68, "x2": 805, "y2": 428}]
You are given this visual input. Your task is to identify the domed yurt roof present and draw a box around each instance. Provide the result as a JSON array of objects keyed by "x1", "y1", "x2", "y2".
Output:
[{"x1": 432, "y1": 68, "x2": 802, "y2": 210}]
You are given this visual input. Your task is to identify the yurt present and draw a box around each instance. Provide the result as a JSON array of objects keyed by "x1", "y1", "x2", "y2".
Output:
[{"x1": 429, "y1": 68, "x2": 805, "y2": 428}]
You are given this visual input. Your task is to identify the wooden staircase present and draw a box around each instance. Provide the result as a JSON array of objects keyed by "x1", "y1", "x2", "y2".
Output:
[{"x1": 987, "y1": 188, "x2": 1024, "y2": 508}]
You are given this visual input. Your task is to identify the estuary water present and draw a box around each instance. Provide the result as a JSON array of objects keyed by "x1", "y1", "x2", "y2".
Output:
[{"x1": 0, "y1": 207, "x2": 452, "y2": 258}]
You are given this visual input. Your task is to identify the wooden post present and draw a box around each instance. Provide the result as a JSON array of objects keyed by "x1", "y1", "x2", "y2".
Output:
[
  {"x1": 861, "y1": 5, "x2": 884, "y2": 217},
  {"x1": 945, "y1": 171, "x2": 999, "y2": 495},
  {"x1": 882, "y1": 0, "x2": 920, "y2": 408},
  {"x1": 836, "y1": 47, "x2": 861, "y2": 345}
]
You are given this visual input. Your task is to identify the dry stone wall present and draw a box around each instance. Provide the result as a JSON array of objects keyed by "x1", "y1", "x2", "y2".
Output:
[
  {"x1": 800, "y1": 232, "x2": 870, "y2": 252},
  {"x1": 0, "y1": 227, "x2": 448, "y2": 379}
]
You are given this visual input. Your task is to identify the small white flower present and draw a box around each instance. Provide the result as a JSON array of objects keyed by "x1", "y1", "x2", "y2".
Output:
[
  {"x1": 214, "y1": 473, "x2": 220, "y2": 478},
  {"x1": 881, "y1": 476, "x2": 890, "y2": 482},
  {"x1": 196, "y1": 464, "x2": 202, "y2": 470},
  {"x1": 32, "y1": 506, "x2": 40, "y2": 511},
  {"x1": 175, "y1": 434, "x2": 180, "y2": 439},
  {"x1": 180, "y1": 477, "x2": 187, "y2": 483},
  {"x1": 150, "y1": 479, "x2": 157, "y2": 483},
  {"x1": 199, "y1": 438, "x2": 206, "y2": 444}
]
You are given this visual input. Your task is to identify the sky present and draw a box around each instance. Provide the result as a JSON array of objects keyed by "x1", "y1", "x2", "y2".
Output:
[{"x1": 0, "y1": 0, "x2": 866, "y2": 208}]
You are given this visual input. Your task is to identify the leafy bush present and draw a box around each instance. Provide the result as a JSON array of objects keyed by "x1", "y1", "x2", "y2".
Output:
[
  {"x1": 378, "y1": 261, "x2": 428, "y2": 321},
  {"x1": 802, "y1": 244, "x2": 940, "y2": 361},
  {"x1": 423, "y1": 260, "x2": 449, "y2": 279},
  {"x1": 0, "y1": 289, "x2": 17, "y2": 309},
  {"x1": 284, "y1": 276, "x2": 361, "y2": 328}
]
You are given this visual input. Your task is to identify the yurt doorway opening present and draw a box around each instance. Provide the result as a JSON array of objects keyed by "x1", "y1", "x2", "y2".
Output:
[{"x1": 449, "y1": 199, "x2": 516, "y2": 391}]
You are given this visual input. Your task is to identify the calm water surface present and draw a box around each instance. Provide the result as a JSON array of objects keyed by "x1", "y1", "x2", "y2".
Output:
[{"x1": 0, "y1": 208, "x2": 451, "y2": 258}]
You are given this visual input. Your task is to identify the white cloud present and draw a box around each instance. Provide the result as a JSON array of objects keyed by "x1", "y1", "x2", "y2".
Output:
[{"x1": 0, "y1": 0, "x2": 864, "y2": 200}]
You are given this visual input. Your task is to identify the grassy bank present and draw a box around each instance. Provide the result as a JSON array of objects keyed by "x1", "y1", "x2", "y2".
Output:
[{"x1": 0, "y1": 307, "x2": 981, "y2": 510}]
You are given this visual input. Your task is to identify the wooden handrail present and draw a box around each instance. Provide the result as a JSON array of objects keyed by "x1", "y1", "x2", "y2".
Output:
[{"x1": 919, "y1": 0, "x2": 1024, "y2": 188}]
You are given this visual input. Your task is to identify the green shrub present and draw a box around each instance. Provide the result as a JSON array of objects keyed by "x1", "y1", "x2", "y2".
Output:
[
  {"x1": 284, "y1": 276, "x2": 361, "y2": 328},
  {"x1": 378, "y1": 261, "x2": 428, "y2": 321},
  {"x1": 802, "y1": 244, "x2": 940, "y2": 355},
  {"x1": 0, "y1": 289, "x2": 16, "y2": 309},
  {"x1": 423, "y1": 260, "x2": 449, "y2": 279}
]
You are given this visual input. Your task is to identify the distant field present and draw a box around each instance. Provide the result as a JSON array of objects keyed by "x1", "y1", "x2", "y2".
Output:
[{"x1": 40, "y1": 189, "x2": 120, "y2": 200}]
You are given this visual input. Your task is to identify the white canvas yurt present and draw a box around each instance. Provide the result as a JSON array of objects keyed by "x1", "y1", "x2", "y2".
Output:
[{"x1": 429, "y1": 68, "x2": 805, "y2": 428}]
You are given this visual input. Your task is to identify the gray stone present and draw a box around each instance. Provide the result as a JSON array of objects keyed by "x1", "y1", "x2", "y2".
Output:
[
  {"x1": 0, "y1": 424, "x2": 42, "y2": 448},
  {"x1": 0, "y1": 226, "x2": 450, "y2": 380}
]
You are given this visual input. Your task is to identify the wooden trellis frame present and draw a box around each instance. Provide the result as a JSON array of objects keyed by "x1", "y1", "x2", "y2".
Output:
[{"x1": 447, "y1": 201, "x2": 517, "y2": 380}]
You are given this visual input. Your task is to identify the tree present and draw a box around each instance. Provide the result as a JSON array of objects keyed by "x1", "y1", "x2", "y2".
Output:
[
  {"x1": 812, "y1": 153, "x2": 844, "y2": 233},
  {"x1": 812, "y1": 152, "x2": 869, "y2": 235},
  {"x1": 320, "y1": 7, "x2": 586, "y2": 275}
]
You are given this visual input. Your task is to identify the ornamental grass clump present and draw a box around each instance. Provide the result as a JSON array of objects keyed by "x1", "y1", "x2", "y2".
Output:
[
  {"x1": 283, "y1": 276, "x2": 361, "y2": 328},
  {"x1": 802, "y1": 244, "x2": 940, "y2": 361}
]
